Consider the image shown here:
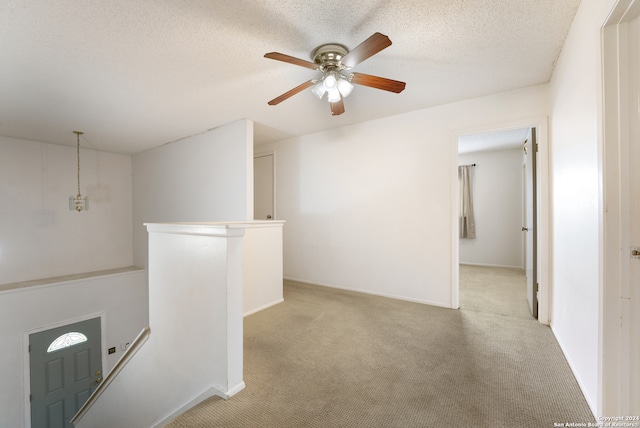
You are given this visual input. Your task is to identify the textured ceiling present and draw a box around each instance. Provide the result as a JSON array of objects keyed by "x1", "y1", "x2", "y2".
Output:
[{"x1": 0, "y1": 0, "x2": 581, "y2": 154}]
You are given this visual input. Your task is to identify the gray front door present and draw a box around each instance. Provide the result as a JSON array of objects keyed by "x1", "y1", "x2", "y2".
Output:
[{"x1": 29, "y1": 317, "x2": 102, "y2": 428}]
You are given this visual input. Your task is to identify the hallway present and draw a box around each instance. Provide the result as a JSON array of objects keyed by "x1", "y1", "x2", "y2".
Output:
[{"x1": 459, "y1": 264, "x2": 532, "y2": 320}]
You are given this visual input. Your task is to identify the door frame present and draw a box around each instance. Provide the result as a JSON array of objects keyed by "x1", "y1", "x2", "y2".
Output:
[
  {"x1": 254, "y1": 150, "x2": 277, "y2": 220},
  {"x1": 451, "y1": 116, "x2": 550, "y2": 324},
  {"x1": 23, "y1": 312, "x2": 107, "y2": 428},
  {"x1": 601, "y1": 0, "x2": 640, "y2": 414}
]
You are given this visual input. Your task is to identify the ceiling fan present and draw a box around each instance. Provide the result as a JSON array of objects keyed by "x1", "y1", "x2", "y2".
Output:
[{"x1": 264, "y1": 32, "x2": 406, "y2": 116}]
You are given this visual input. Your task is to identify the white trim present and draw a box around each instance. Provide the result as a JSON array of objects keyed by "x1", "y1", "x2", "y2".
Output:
[
  {"x1": 452, "y1": 116, "x2": 550, "y2": 324},
  {"x1": 0, "y1": 266, "x2": 143, "y2": 295},
  {"x1": 151, "y1": 387, "x2": 218, "y2": 428},
  {"x1": 224, "y1": 381, "x2": 247, "y2": 398},
  {"x1": 23, "y1": 312, "x2": 106, "y2": 428},
  {"x1": 151, "y1": 381, "x2": 246, "y2": 428},
  {"x1": 284, "y1": 277, "x2": 453, "y2": 309},
  {"x1": 144, "y1": 220, "x2": 284, "y2": 237},
  {"x1": 239, "y1": 220, "x2": 286, "y2": 229},
  {"x1": 450, "y1": 131, "x2": 460, "y2": 309},
  {"x1": 243, "y1": 298, "x2": 284, "y2": 317},
  {"x1": 551, "y1": 324, "x2": 598, "y2": 416},
  {"x1": 459, "y1": 262, "x2": 525, "y2": 270}
]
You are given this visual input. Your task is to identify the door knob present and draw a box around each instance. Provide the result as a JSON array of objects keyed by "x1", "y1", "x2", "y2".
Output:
[
  {"x1": 267, "y1": 215, "x2": 272, "y2": 219},
  {"x1": 522, "y1": 227, "x2": 529, "y2": 231},
  {"x1": 95, "y1": 370, "x2": 102, "y2": 384}
]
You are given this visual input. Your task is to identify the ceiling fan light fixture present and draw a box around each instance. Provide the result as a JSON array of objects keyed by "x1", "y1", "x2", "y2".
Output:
[
  {"x1": 324, "y1": 73, "x2": 337, "y2": 89},
  {"x1": 337, "y1": 78, "x2": 353, "y2": 97},
  {"x1": 311, "y1": 80, "x2": 326, "y2": 99},
  {"x1": 327, "y1": 87, "x2": 341, "y2": 103}
]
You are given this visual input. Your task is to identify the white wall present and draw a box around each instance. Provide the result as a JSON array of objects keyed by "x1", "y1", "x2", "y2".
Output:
[
  {"x1": 243, "y1": 222, "x2": 285, "y2": 316},
  {"x1": 259, "y1": 85, "x2": 548, "y2": 308},
  {"x1": 132, "y1": 119, "x2": 254, "y2": 267},
  {"x1": 0, "y1": 136, "x2": 133, "y2": 284},
  {"x1": 458, "y1": 148, "x2": 523, "y2": 268},
  {"x1": 0, "y1": 269, "x2": 147, "y2": 428},
  {"x1": 76, "y1": 224, "x2": 244, "y2": 428},
  {"x1": 547, "y1": 0, "x2": 617, "y2": 416}
]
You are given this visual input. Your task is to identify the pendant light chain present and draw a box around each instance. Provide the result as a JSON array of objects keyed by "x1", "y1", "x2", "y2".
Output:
[
  {"x1": 69, "y1": 130, "x2": 88, "y2": 212},
  {"x1": 76, "y1": 131, "x2": 82, "y2": 197}
]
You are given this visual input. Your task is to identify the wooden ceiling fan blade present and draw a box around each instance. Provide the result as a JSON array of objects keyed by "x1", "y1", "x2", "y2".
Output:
[
  {"x1": 267, "y1": 80, "x2": 316, "y2": 105},
  {"x1": 330, "y1": 97, "x2": 345, "y2": 116},
  {"x1": 341, "y1": 32, "x2": 392, "y2": 68},
  {"x1": 264, "y1": 52, "x2": 319, "y2": 70},
  {"x1": 349, "y1": 72, "x2": 406, "y2": 93}
]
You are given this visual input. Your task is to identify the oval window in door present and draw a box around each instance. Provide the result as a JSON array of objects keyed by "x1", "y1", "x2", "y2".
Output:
[{"x1": 46, "y1": 332, "x2": 88, "y2": 353}]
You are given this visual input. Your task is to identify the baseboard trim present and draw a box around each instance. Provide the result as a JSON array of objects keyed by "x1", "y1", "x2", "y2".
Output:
[
  {"x1": 244, "y1": 298, "x2": 284, "y2": 317},
  {"x1": 550, "y1": 324, "x2": 598, "y2": 419},
  {"x1": 153, "y1": 387, "x2": 217, "y2": 428},
  {"x1": 459, "y1": 262, "x2": 524, "y2": 270},
  {"x1": 284, "y1": 277, "x2": 452, "y2": 309},
  {"x1": 224, "y1": 381, "x2": 246, "y2": 399},
  {"x1": 152, "y1": 381, "x2": 246, "y2": 428}
]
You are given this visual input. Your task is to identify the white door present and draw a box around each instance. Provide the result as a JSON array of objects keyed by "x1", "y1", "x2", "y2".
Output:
[
  {"x1": 603, "y1": 5, "x2": 640, "y2": 413},
  {"x1": 523, "y1": 128, "x2": 538, "y2": 318},
  {"x1": 254, "y1": 153, "x2": 275, "y2": 220},
  {"x1": 29, "y1": 317, "x2": 102, "y2": 428},
  {"x1": 627, "y1": 12, "x2": 640, "y2": 412}
]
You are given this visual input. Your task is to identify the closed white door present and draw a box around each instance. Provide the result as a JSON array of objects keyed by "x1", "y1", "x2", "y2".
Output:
[
  {"x1": 627, "y1": 13, "x2": 640, "y2": 412},
  {"x1": 254, "y1": 153, "x2": 275, "y2": 220},
  {"x1": 603, "y1": 5, "x2": 640, "y2": 413},
  {"x1": 29, "y1": 318, "x2": 102, "y2": 428}
]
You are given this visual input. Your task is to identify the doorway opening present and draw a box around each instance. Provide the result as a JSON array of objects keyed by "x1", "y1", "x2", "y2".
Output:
[
  {"x1": 455, "y1": 125, "x2": 543, "y2": 321},
  {"x1": 254, "y1": 151, "x2": 276, "y2": 221}
]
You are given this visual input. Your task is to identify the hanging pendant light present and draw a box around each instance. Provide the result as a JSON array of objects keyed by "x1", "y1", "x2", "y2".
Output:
[{"x1": 69, "y1": 131, "x2": 89, "y2": 212}]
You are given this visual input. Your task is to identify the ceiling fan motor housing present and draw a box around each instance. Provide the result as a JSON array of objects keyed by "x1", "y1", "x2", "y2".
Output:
[{"x1": 311, "y1": 44, "x2": 349, "y2": 71}]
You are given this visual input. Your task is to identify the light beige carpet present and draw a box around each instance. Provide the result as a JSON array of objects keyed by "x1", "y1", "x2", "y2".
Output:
[
  {"x1": 163, "y1": 269, "x2": 594, "y2": 427},
  {"x1": 459, "y1": 264, "x2": 533, "y2": 319}
]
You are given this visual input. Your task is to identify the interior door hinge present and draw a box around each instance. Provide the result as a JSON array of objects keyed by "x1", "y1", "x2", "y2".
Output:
[
  {"x1": 535, "y1": 142, "x2": 539, "y2": 153},
  {"x1": 29, "y1": 394, "x2": 32, "y2": 402},
  {"x1": 28, "y1": 345, "x2": 31, "y2": 352}
]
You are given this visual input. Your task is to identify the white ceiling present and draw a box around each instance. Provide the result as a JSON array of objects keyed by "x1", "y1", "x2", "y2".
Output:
[{"x1": 0, "y1": 0, "x2": 581, "y2": 154}]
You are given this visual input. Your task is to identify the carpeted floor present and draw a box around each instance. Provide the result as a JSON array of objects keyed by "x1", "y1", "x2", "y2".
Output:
[
  {"x1": 163, "y1": 266, "x2": 594, "y2": 427},
  {"x1": 458, "y1": 264, "x2": 533, "y2": 319}
]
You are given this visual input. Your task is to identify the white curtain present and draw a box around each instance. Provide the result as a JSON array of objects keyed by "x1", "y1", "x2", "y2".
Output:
[{"x1": 459, "y1": 165, "x2": 476, "y2": 239}]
